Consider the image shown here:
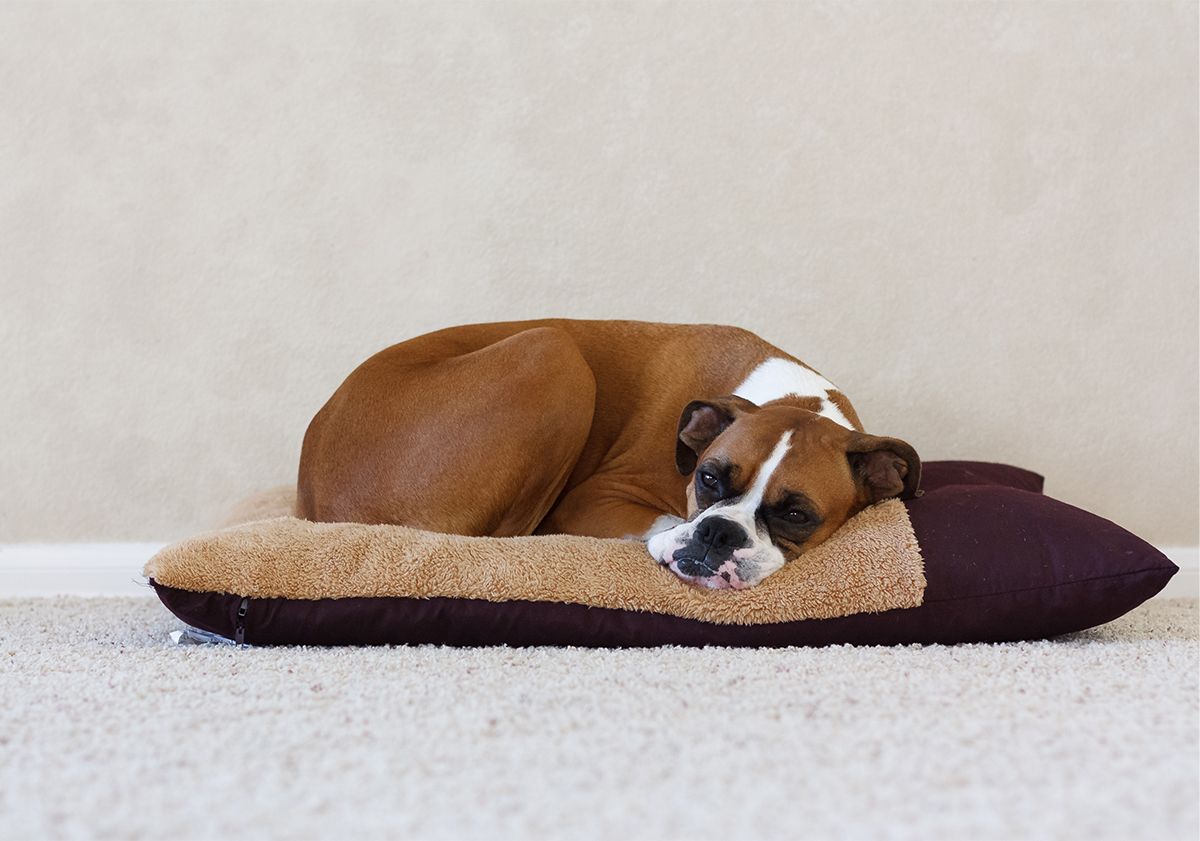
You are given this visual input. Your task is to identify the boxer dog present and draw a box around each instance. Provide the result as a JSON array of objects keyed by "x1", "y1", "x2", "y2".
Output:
[{"x1": 297, "y1": 319, "x2": 920, "y2": 589}]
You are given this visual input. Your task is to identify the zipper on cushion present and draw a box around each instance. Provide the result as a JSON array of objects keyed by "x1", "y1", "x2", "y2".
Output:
[{"x1": 234, "y1": 597, "x2": 250, "y2": 646}]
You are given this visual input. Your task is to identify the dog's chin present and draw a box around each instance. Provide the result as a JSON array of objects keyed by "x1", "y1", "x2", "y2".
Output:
[{"x1": 664, "y1": 557, "x2": 752, "y2": 590}]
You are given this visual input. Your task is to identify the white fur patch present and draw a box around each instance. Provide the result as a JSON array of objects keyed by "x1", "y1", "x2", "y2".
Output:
[
  {"x1": 641, "y1": 514, "x2": 684, "y2": 541},
  {"x1": 733, "y1": 357, "x2": 853, "y2": 429}
]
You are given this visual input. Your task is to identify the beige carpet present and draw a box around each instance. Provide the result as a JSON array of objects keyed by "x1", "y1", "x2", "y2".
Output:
[{"x1": 1, "y1": 597, "x2": 1196, "y2": 841}]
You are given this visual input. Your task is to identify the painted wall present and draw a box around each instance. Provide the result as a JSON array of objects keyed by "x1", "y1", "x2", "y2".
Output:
[{"x1": 1, "y1": 1, "x2": 1196, "y2": 544}]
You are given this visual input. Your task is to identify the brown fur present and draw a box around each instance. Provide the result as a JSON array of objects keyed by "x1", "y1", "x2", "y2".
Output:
[
  {"x1": 297, "y1": 319, "x2": 919, "y2": 567},
  {"x1": 300, "y1": 320, "x2": 807, "y2": 536}
]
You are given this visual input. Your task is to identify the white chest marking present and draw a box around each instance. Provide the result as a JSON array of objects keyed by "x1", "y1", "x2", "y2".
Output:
[{"x1": 733, "y1": 357, "x2": 853, "y2": 429}]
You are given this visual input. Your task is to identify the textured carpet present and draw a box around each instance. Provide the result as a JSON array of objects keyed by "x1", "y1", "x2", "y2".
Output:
[{"x1": 1, "y1": 597, "x2": 1196, "y2": 841}]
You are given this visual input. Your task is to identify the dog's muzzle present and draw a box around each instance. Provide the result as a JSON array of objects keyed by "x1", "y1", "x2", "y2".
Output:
[{"x1": 668, "y1": 516, "x2": 752, "y2": 589}]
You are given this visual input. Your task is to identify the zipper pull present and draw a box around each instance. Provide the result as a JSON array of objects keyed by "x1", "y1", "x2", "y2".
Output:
[{"x1": 234, "y1": 597, "x2": 250, "y2": 646}]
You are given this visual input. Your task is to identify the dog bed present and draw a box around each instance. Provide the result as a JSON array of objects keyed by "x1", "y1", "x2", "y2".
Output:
[{"x1": 145, "y1": 462, "x2": 1176, "y2": 647}]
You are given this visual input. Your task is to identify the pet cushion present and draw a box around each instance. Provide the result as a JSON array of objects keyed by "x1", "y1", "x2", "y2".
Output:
[
  {"x1": 146, "y1": 498, "x2": 923, "y2": 624},
  {"x1": 146, "y1": 461, "x2": 1177, "y2": 646}
]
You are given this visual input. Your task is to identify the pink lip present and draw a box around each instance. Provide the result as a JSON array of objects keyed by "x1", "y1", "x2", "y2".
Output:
[{"x1": 666, "y1": 559, "x2": 750, "y2": 590}]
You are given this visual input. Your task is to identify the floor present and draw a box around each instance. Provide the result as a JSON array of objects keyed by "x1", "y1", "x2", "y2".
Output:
[{"x1": 1, "y1": 597, "x2": 1196, "y2": 840}]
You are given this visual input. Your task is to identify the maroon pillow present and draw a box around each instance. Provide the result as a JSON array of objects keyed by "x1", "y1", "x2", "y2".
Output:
[
  {"x1": 151, "y1": 461, "x2": 1175, "y2": 647},
  {"x1": 918, "y1": 460, "x2": 1045, "y2": 494}
]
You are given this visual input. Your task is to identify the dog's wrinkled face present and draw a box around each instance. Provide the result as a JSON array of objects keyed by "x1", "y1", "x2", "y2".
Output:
[{"x1": 646, "y1": 397, "x2": 921, "y2": 589}]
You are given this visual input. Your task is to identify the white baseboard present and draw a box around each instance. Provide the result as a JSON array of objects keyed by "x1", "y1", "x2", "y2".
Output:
[
  {"x1": 0, "y1": 542, "x2": 1196, "y2": 599},
  {"x1": 0, "y1": 543, "x2": 165, "y2": 596},
  {"x1": 1160, "y1": 547, "x2": 1199, "y2": 598}
]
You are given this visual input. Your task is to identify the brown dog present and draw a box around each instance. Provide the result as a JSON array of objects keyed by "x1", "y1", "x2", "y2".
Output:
[{"x1": 297, "y1": 319, "x2": 920, "y2": 589}]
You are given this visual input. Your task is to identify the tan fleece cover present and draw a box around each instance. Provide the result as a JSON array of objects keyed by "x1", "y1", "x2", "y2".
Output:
[{"x1": 145, "y1": 498, "x2": 925, "y2": 626}]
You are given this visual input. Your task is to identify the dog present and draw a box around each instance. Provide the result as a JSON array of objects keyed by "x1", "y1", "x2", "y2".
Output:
[{"x1": 297, "y1": 319, "x2": 921, "y2": 589}]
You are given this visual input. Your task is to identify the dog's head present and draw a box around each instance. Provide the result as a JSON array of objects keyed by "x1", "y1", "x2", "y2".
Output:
[{"x1": 647, "y1": 396, "x2": 921, "y2": 589}]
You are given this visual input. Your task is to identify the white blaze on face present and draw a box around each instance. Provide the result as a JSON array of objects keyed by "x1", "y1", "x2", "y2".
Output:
[
  {"x1": 734, "y1": 357, "x2": 853, "y2": 429},
  {"x1": 714, "y1": 430, "x2": 792, "y2": 524}
]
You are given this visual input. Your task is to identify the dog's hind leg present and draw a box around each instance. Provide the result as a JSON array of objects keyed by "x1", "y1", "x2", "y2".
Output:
[{"x1": 297, "y1": 326, "x2": 596, "y2": 537}]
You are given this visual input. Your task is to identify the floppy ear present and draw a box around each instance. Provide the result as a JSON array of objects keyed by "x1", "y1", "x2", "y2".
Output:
[
  {"x1": 846, "y1": 433, "x2": 922, "y2": 503},
  {"x1": 675, "y1": 396, "x2": 757, "y2": 474}
]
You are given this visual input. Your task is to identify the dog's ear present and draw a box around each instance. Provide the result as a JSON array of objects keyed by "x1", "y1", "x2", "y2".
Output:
[
  {"x1": 845, "y1": 433, "x2": 922, "y2": 503},
  {"x1": 675, "y1": 396, "x2": 758, "y2": 474}
]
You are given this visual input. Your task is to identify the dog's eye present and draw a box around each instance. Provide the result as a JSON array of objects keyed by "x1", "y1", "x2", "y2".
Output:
[
  {"x1": 698, "y1": 471, "x2": 719, "y2": 490},
  {"x1": 783, "y1": 509, "x2": 810, "y2": 524}
]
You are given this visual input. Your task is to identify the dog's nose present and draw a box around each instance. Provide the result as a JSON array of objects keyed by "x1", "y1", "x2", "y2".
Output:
[{"x1": 694, "y1": 517, "x2": 750, "y2": 552}]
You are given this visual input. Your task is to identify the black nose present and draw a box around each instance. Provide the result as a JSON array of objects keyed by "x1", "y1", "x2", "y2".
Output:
[{"x1": 694, "y1": 517, "x2": 750, "y2": 552}]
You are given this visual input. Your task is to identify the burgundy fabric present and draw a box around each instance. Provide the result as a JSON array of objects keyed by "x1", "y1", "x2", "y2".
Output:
[
  {"x1": 151, "y1": 461, "x2": 1174, "y2": 647},
  {"x1": 918, "y1": 460, "x2": 1044, "y2": 494}
]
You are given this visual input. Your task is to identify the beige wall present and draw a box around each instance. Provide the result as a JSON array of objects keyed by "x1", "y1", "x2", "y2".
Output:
[{"x1": 1, "y1": 1, "x2": 1196, "y2": 545}]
